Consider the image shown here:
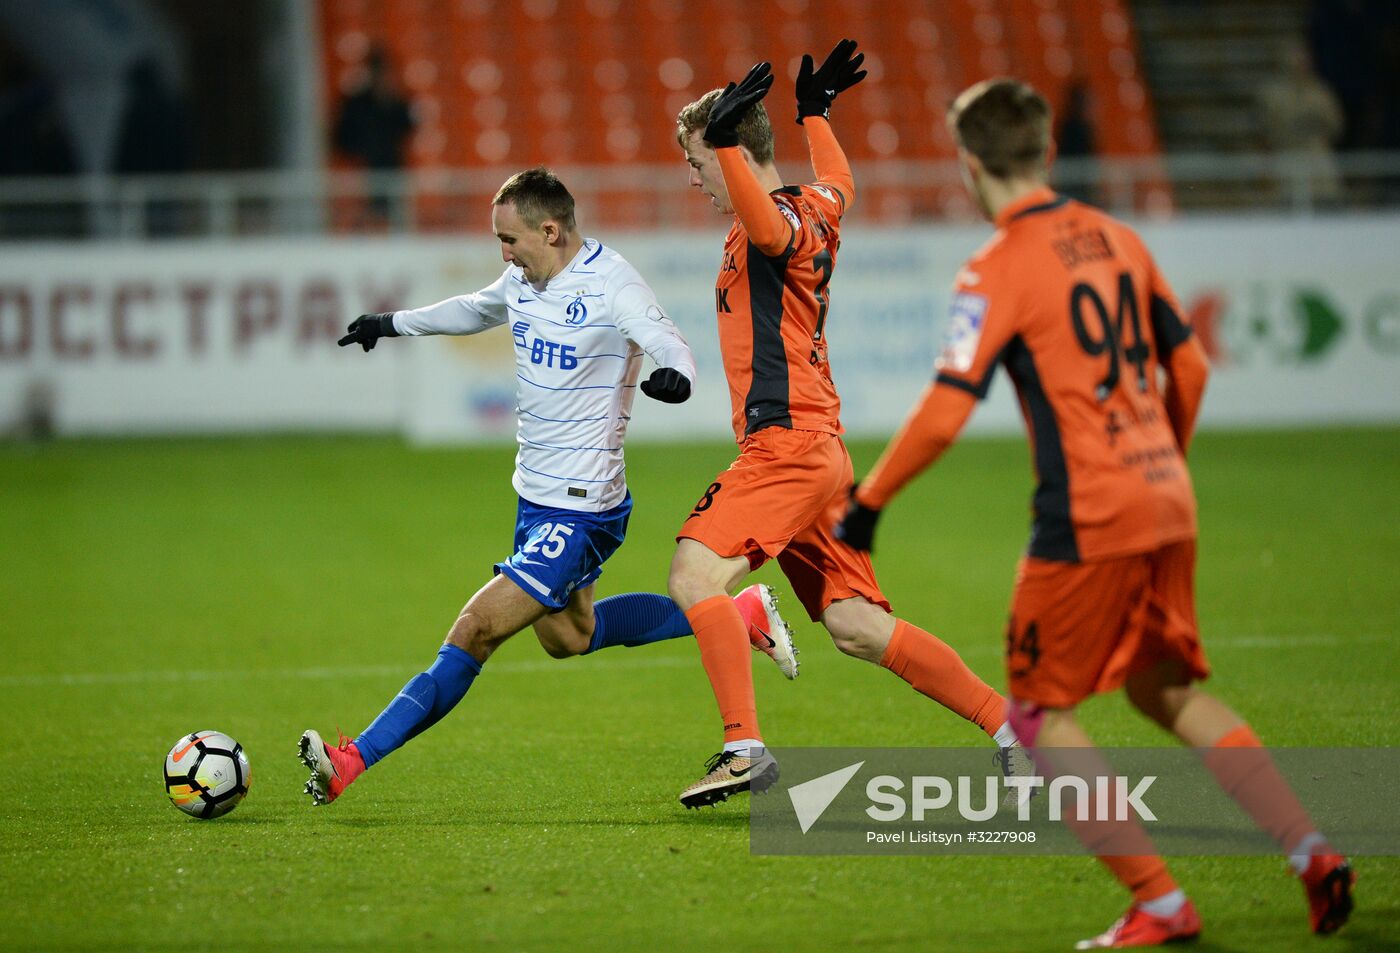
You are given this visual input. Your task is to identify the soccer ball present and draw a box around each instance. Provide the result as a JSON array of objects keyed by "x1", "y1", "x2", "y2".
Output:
[{"x1": 164, "y1": 731, "x2": 251, "y2": 819}]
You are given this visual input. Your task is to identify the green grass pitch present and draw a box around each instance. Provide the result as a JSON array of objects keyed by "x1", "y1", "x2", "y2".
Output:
[{"x1": 2, "y1": 428, "x2": 1397, "y2": 951}]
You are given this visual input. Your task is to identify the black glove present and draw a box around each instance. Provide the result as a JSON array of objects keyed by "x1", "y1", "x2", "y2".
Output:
[
  {"x1": 834, "y1": 484, "x2": 882, "y2": 553},
  {"x1": 795, "y1": 38, "x2": 867, "y2": 124},
  {"x1": 703, "y1": 61, "x2": 774, "y2": 149},
  {"x1": 338, "y1": 313, "x2": 399, "y2": 352},
  {"x1": 640, "y1": 367, "x2": 691, "y2": 404}
]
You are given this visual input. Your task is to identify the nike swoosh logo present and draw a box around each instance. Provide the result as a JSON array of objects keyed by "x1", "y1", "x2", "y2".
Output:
[
  {"x1": 731, "y1": 764, "x2": 754, "y2": 777},
  {"x1": 172, "y1": 736, "x2": 201, "y2": 763},
  {"x1": 757, "y1": 631, "x2": 776, "y2": 649},
  {"x1": 517, "y1": 295, "x2": 533, "y2": 304}
]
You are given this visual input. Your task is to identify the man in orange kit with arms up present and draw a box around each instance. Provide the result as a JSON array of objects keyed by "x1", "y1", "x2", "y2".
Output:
[
  {"x1": 837, "y1": 78, "x2": 1355, "y2": 948},
  {"x1": 669, "y1": 42, "x2": 1024, "y2": 809}
]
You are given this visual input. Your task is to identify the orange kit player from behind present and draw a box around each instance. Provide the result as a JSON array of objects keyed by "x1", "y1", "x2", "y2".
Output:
[
  {"x1": 836, "y1": 78, "x2": 1355, "y2": 949},
  {"x1": 668, "y1": 41, "x2": 1025, "y2": 809}
]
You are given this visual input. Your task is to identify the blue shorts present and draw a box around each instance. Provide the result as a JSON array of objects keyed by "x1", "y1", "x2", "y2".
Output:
[{"x1": 493, "y1": 494, "x2": 632, "y2": 609}]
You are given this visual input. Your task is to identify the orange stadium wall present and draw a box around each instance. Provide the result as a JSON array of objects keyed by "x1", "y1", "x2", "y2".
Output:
[{"x1": 1, "y1": 217, "x2": 1399, "y2": 439}]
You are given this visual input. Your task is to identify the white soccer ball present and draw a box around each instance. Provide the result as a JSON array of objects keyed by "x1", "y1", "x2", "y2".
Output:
[{"x1": 164, "y1": 731, "x2": 251, "y2": 819}]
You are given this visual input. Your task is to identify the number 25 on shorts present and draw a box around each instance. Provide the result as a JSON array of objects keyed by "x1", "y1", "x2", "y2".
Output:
[{"x1": 524, "y1": 522, "x2": 576, "y2": 559}]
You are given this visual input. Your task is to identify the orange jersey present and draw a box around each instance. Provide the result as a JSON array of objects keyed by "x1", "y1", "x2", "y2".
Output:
[
  {"x1": 861, "y1": 187, "x2": 1210, "y2": 563},
  {"x1": 944, "y1": 187, "x2": 1197, "y2": 560},
  {"x1": 712, "y1": 119, "x2": 850, "y2": 441}
]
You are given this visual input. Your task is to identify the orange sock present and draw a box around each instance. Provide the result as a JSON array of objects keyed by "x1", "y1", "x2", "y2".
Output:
[
  {"x1": 1098, "y1": 855, "x2": 1179, "y2": 904},
  {"x1": 1056, "y1": 778, "x2": 1178, "y2": 903},
  {"x1": 879, "y1": 618, "x2": 1005, "y2": 738},
  {"x1": 1202, "y1": 723, "x2": 1317, "y2": 853},
  {"x1": 686, "y1": 594, "x2": 760, "y2": 743}
]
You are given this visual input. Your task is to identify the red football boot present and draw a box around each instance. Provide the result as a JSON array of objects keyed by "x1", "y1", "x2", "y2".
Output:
[
  {"x1": 1299, "y1": 851, "x2": 1355, "y2": 935},
  {"x1": 298, "y1": 728, "x2": 366, "y2": 805},
  {"x1": 733, "y1": 583, "x2": 798, "y2": 679},
  {"x1": 1075, "y1": 900, "x2": 1202, "y2": 949}
]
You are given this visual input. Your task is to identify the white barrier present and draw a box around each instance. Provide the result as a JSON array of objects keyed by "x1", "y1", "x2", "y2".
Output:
[{"x1": 2, "y1": 216, "x2": 1398, "y2": 439}]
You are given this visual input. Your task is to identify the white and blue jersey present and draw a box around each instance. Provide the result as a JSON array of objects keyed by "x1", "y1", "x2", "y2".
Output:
[{"x1": 393, "y1": 238, "x2": 696, "y2": 513}]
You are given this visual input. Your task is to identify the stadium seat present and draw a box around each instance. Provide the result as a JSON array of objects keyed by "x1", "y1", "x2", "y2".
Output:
[{"x1": 316, "y1": 0, "x2": 1169, "y2": 227}]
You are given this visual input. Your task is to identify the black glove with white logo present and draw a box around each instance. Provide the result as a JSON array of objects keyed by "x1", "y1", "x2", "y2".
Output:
[
  {"x1": 704, "y1": 61, "x2": 774, "y2": 149},
  {"x1": 834, "y1": 484, "x2": 882, "y2": 552},
  {"x1": 640, "y1": 367, "x2": 691, "y2": 404},
  {"x1": 338, "y1": 313, "x2": 399, "y2": 352},
  {"x1": 795, "y1": 38, "x2": 867, "y2": 124}
]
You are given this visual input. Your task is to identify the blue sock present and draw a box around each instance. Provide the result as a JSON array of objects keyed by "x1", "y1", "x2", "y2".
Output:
[
  {"x1": 585, "y1": 592, "x2": 693, "y2": 653},
  {"x1": 354, "y1": 643, "x2": 482, "y2": 768}
]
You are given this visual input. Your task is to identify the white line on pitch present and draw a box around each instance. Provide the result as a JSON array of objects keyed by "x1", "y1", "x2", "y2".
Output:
[
  {"x1": 0, "y1": 632, "x2": 1387, "y2": 689},
  {"x1": 0, "y1": 653, "x2": 698, "y2": 688}
]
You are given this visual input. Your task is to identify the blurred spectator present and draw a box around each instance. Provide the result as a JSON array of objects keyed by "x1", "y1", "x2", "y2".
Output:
[
  {"x1": 333, "y1": 45, "x2": 415, "y2": 227},
  {"x1": 0, "y1": 76, "x2": 76, "y2": 178},
  {"x1": 1258, "y1": 39, "x2": 1344, "y2": 204},
  {"x1": 1055, "y1": 81, "x2": 1099, "y2": 206},
  {"x1": 1377, "y1": 13, "x2": 1400, "y2": 150},
  {"x1": 0, "y1": 35, "x2": 74, "y2": 176},
  {"x1": 0, "y1": 36, "x2": 80, "y2": 237},
  {"x1": 115, "y1": 59, "x2": 192, "y2": 175},
  {"x1": 1307, "y1": 0, "x2": 1382, "y2": 151},
  {"x1": 115, "y1": 58, "x2": 193, "y2": 237}
]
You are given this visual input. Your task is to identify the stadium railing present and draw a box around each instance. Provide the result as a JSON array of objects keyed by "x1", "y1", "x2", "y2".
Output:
[{"x1": 2, "y1": 152, "x2": 1399, "y2": 241}]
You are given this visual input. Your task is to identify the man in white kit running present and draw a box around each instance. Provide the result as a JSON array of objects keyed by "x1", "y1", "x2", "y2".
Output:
[{"x1": 298, "y1": 167, "x2": 796, "y2": 805}]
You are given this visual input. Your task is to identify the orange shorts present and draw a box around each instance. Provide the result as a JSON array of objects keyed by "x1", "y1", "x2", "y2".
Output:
[
  {"x1": 677, "y1": 428, "x2": 890, "y2": 621},
  {"x1": 1004, "y1": 538, "x2": 1210, "y2": 708}
]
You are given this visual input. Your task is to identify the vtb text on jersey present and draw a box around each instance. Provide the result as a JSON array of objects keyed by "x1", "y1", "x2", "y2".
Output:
[{"x1": 393, "y1": 239, "x2": 694, "y2": 512}]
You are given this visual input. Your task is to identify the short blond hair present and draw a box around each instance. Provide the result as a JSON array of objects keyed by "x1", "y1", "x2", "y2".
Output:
[
  {"x1": 676, "y1": 88, "x2": 775, "y2": 164},
  {"x1": 947, "y1": 79, "x2": 1052, "y2": 179}
]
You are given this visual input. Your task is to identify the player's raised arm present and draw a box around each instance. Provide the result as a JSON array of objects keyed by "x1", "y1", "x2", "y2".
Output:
[
  {"x1": 794, "y1": 38, "x2": 866, "y2": 209},
  {"x1": 704, "y1": 63, "x2": 793, "y2": 257},
  {"x1": 612, "y1": 273, "x2": 698, "y2": 404}
]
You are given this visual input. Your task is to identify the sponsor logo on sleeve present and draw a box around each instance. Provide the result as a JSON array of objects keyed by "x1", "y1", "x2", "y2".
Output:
[
  {"x1": 778, "y1": 203, "x2": 801, "y2": 231},
  {"x1": 936, "y1": 291, "x2": 989, "y2": 374}
]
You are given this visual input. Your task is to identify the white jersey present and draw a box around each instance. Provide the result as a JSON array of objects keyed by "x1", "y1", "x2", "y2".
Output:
[{"x1": 393, "y1": 238, "x2": 696, "y2": 512}]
